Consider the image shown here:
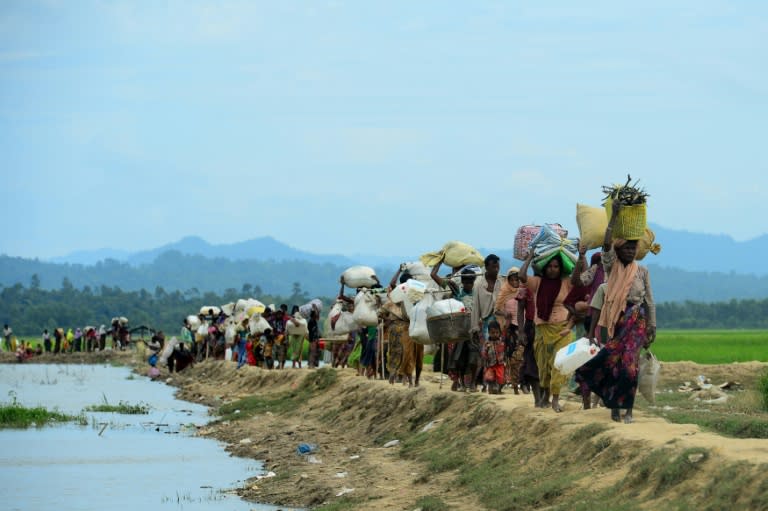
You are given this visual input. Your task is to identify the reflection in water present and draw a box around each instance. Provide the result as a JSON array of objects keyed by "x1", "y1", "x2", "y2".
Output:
[{"x1": 0, "y1": 363, "x2": 300, "y2": 511}]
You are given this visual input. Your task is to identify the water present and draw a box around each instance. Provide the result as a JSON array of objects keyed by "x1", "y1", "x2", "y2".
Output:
[{"x1": 0, "y1": 364, "x2": 300, "y2": 511}]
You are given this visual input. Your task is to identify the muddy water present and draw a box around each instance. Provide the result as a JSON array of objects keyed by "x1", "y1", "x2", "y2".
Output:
[{"x1": 0, "y1": 364, "x2": 300, "y2": 511}]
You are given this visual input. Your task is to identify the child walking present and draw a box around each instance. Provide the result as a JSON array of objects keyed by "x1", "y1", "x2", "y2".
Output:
[{"x1": 481, "y1": 321, "x2": 506, "y2": 394}]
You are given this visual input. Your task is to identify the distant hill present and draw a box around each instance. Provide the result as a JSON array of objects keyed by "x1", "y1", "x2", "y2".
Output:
[
  {"x1": 45, "y1": 224, "x2": 768, "y2": 277},
  {"x1": 4, "y1": 226, "x2": 768, "y2": 302}
]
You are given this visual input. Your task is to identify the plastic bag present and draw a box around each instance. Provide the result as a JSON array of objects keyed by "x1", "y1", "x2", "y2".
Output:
[
  {"x1": 352, "y1": 290, "x2": 380, "y2": 327},
  {"x1": 409, "y1": 293, "x2": 435, "y2": 343},
  {"x1": 341, "y1": 266, "x2": 378, "y2": 289},
  {"x1": 420, "y1": 241, "x2": 484, "y2": 269},
  {"x1": 225, "y1": 324, "x2": 238, "y2": 344},
  {"x1": 427, "y1": 299, "x2": 467, "y2": 318},
  {"x1": 638, "y1": 350, "x2": 661, "y2": 404}
]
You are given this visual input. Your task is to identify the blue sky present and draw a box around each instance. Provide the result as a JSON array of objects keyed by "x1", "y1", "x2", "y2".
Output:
[{"x1": 1, "y1": 1, "x2": 766, "y2": 260}]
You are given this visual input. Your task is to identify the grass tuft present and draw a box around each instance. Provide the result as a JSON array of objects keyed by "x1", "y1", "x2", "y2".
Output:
[{"x1": 0, "y1": 394, "x2": 86, "y2": 428}]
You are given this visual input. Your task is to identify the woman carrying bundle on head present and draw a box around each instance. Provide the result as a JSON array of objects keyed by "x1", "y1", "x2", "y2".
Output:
[
  {"x1": 576, "y1": 200, "x2": 656, "y2": 423},
  {"x1": 519, "y1": 247, "x2": 585, "y2": 412}
]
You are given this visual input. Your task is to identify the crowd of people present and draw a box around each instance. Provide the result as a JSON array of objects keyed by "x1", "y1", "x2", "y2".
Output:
[
  {"x1": 6, "y1": 320, "x2": 133, "y2": 362},
  {"x1": 306, "y1": 200, "x2": 656, "y2": 424},
  {"x1": 5, "y1": 202, "x2": 656, "y2": 424}
]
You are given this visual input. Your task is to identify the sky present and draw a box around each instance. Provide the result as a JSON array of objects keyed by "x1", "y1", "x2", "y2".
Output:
[{"x1": 1, "y1": 1, "x2": 766, "y2": 260}]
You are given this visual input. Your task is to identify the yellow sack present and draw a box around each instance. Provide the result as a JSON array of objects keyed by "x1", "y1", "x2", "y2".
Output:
[
  {"x1": 10, "y1": 336, "x2": 17, "y2": 351},
  {"x1": 420, "y1": 241, "x2": 484, "y2": 269},
  {"x1": 604, "y1": 199, "x2": 647, "y2": 240},
  {"x1": 576, "y1": 204, "x2": 608, "y2": 249},
  {"x1": 635, "y1": 227, "x2": 662, "y2": 260}
]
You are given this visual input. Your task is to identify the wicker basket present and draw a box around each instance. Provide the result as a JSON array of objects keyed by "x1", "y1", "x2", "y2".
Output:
[
  {"x1": 426, "y1": 312, "x2": 472, "y2": 344},
  {"x1": 604, "y1": 200, "x2": 647, "y2": 240}
]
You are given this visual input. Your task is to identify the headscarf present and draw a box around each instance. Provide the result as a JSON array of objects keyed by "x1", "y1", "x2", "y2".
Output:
[
  {"x1": 597, "y1": 239, "x2": 639, "y2": 338},
  {"x1": 495, "y1": 278, "x2": 519, "y2": 313},
  {"x1": 536, "y1": 277, "x2": 562, "y2": 322}
]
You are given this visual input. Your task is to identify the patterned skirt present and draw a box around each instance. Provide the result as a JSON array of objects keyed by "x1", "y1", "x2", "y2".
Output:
[{"x1": 576, "y1": 304, "x2": 647, "y2": 410}]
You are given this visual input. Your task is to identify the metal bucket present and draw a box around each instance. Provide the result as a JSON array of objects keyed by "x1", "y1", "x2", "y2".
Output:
[{"x1": 426, "y1": 312, "x2": 472, "y2": 344}]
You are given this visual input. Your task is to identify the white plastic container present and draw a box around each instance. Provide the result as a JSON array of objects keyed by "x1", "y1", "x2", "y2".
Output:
[
  {"x1": 389, "y1": 278, "x2": 427, "y2": 304},
  {"x1": 405, "y1": 279, "x2": 427, "y2": 302},
  {"x1": 554, "y1": 337, "x2": 599, "y2": 374}
]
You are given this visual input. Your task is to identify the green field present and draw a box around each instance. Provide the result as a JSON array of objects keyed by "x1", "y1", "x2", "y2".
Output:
[{"x1": 652, "y1": 329, "x2": 768, "y2": 364}]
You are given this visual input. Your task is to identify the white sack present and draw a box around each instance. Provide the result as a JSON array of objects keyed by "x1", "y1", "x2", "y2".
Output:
[
  {"x1": 286, "y1": 316, "x2": 309, "y2": 336},
  {"x1": 341, "y1": 266, "x2": 378, "y2": 288},
  {"x1": 186, "y1": 315, "x2": 201, "y2": 331},
  {"x1": 248, "y1": 315, "x2": 271, "y2": 335}
]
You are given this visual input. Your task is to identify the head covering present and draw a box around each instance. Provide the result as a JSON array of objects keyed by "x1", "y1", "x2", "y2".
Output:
[{"x1": 507, "y1": 267, "x2": 520, "y2": 276}]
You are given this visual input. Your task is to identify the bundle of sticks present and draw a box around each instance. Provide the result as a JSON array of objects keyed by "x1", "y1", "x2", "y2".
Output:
[{"x1": 602, "y1": 174, "x2": 649, "y2": 206}]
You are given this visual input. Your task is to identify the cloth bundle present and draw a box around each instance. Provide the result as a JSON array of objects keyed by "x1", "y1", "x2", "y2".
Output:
[
  {"x1": 528, "y1": 224, "x2": 579, "y2": 275},
  {"x1": 420, "y1": 241, "x2": 484, "y2": 268}
]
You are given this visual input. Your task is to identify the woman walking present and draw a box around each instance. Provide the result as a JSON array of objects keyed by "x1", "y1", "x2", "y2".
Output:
[
  {"x1": 519, "y1": 251, "x2": 583, "y2": 412},
  {"x1": 576, "y1": 201, "x2": 656, "y2": 423}
]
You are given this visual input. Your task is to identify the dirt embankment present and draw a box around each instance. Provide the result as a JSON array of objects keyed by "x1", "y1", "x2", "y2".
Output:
[{"x1": 163, "y1": 360, "x2": 768, "y2": 511}]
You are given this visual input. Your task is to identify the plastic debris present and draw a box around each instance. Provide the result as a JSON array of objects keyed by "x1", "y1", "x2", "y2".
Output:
[
  {"x1": 255, "y1": 471, "x2": 276, "y2": 480},
  {"x1": 239, "y1": 438, "x2": 252, "y2": 444},
  {"x1": 383, "y1": 440, "x2": 400, "y2": 448},
  {"x1": 349, "y1": 455, "x2": 361, "y2": 460},
  {"x1": 335, "y1": 472, "x2": 348, "y2": 478},
  {"x1": 296, "y1": 443, "x2": 318, "y2": 455},
  {"x1": 336, "y1": 488, "x2": 354, "y2": 497},
  {"x1": 420, "y1": 420, "x2": 440, "y2": 433}
]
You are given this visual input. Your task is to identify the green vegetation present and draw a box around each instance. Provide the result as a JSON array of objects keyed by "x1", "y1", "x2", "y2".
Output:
[
  {"x1": 84, "y1": 401, "x2": 150, "y2": 414},
  {"x1": 653, "y1": 329, "x2": 768, "y2": 363},
  {"x1": 0, "y1": 394, "x2": 87, "y2": 428},
  {"x1": 0, "y1": 274, "x2": 328, "y2": 336},
  {"x1": 217, "y1": 368, "x2": 337, "y2": 422},
  {"x1": 83, "y1": 393, "x2": 150, "y2": 414},
  {"x1": 760, "y1": 368, "x2": 768, "y2": 412},
  {"x1": 414, "y1": 496, "x2": 451, "y2": 511}
]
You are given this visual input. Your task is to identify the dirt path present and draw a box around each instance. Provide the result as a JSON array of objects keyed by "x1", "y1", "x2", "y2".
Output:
[
  {"x1": 164, "y1": 360, "x2": 768, "y2": 510},
  {"x1": 5, "y1": 352, "x2": 765, "y2": 509}
]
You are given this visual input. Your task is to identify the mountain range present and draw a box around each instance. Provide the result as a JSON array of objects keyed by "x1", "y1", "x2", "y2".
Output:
[
  {"x1": 2, "y1": 224, "x2": 767, "y2": 303},
  {"x1": 46, "y1": 223, "x2": 768, "y2": 276}
]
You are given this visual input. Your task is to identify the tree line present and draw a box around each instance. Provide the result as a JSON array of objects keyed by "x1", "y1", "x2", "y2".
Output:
[
  {"x1": 0, "y1": 277, "x2": 316, "y2": 337},
  {"x1": 2, "y1": 277, "x2": 767, "y2": 338},
  {"x1": 5, "y1": 251, "x2": 768, "y2": 304}
]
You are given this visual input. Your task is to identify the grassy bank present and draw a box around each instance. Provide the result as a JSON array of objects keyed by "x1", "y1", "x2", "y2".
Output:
[
  {"x1": 192, "y1": 366, "x2": 768, "y2": 511},
  {"x1": 0, "y1": 395, "x2": 87, "y2": 428}
]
